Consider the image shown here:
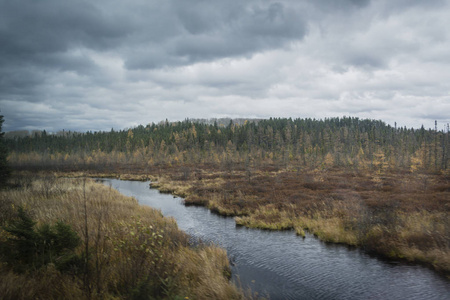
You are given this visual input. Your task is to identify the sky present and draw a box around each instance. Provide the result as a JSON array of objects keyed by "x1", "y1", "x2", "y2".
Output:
[{"x1": 1, "y1": 0, "x2": 449, "y2": 133}]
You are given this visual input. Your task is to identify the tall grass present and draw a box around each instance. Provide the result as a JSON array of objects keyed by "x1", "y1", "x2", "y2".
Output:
[{"x1": 0, "y1": 175, "x2": 245, "y2": 299}]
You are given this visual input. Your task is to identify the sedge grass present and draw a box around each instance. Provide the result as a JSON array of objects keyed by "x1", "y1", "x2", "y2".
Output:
[{"x1": 0, "y1": 176, "x2": 246, "y2": 299}]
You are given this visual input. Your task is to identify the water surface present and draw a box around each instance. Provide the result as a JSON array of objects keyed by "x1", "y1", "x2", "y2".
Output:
[{"x1": 101, "y1": 179, "x2": 450, "y2": 300}]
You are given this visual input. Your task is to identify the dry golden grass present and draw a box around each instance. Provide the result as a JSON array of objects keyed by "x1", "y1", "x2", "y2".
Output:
[
  {"x1": 0, "y1": 265, "x2": 85, "y2": 300},
  {"x1": 144, "y1": 167, "x2": 449, "y2": 277},
  {"x1": 235, "y1": 205, "x2": 294, "y2": 230},
  {"x1": 9, "y1": 166, "x2": 448, "y2": 278},
  {"x1": 0, "y1": 175, "x2": 245, "y2": 299}
]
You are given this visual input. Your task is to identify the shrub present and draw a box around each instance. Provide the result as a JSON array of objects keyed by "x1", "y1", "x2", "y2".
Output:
[{"x1": 1, "y1": 206, "x2": 81, "y2": 273}]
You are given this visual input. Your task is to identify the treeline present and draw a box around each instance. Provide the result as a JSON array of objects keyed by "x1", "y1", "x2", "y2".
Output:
[{"x1": 6, "y1": 117, "x2": 450, "y2": 173}]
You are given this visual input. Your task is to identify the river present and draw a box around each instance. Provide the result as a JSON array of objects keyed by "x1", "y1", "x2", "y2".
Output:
[{"x1": 101, "y1": 179, "x2": 450, "y2": 300}]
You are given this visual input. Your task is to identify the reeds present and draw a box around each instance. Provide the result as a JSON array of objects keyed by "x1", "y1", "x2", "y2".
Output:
[{"x1": 0, "y1": 175, "x2": 245, "y2": 299}]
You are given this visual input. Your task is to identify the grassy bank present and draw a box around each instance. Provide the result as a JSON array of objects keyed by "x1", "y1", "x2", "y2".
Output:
[
  {"x1": 147, "y1": 167, "x2": 450, "y2": 278},
  {"x1": 0, "y1": 175, "x2": 246, "y2": 299}
]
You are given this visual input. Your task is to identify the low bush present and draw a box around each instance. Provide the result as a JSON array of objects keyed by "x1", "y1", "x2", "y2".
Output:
[{"x1": 1, "y1": 206, "x2": 81, "y2": 273}]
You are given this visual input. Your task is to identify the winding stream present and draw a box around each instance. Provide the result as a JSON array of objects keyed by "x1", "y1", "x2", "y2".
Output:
[{"x1": 101, "y1": 179, "x2": 449, "y2": 300}]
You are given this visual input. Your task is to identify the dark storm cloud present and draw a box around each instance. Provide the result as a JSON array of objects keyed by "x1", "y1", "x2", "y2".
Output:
[
  {"x1": 125, "y1": 1, "x2": 308, "y2": 69},
  {"x1": 0, "y1": 0, "x2": 370, "y2": 77},
  {"x1": 1, "y1": 0, "x2": 309, "y2": 94},
  {"x1": 0, "y1": 1, "x2": 129, "y2": 55},
  {"x1": 0, "y1": 0, "x2": 130, "y2": 103}
]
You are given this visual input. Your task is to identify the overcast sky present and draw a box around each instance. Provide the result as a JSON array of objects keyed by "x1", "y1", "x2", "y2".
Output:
[{"x1": 1, "y1": 0, "x2": 449, "y2": 133}]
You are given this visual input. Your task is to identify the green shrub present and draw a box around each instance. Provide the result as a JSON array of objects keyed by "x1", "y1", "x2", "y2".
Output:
[{"x1": 1, "y1": 206, "x2": 81, "y2": 273}]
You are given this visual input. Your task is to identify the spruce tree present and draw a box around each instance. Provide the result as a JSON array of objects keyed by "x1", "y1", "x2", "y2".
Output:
[{"x1": 0, "y1": 114, "x2": 10, "y2": 188}]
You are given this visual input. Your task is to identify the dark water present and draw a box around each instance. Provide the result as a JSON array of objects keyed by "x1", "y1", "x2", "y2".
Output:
[{"x1": 101, "y1": 179, "x2": 450, "y2": 300}]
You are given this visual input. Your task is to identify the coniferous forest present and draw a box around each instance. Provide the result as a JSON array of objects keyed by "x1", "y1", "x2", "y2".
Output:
[{"x1": 6, "y1": 117, "x2": 450, "y2": 173}]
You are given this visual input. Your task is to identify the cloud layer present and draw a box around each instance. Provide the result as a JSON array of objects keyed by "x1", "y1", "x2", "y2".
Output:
[{"x1": 1, "y1": 0, "x2": 449, "y2": 132}]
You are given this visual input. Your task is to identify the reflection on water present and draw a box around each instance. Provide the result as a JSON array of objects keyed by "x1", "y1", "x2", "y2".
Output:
[{"x1": 101, "y1": 179, "x2": 450, "y2": 300}]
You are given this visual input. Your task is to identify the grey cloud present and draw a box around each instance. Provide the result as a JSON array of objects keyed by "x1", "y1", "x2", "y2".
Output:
[
  {"x1": 173, "y1": 1, "x2": 305, "y2": 39},
  {"x1": 1, "y1": 0, "x2": 449, "y2": 132},
  {"x1": 124, "y1": 48, "x2": 184, "y2": 70},
  {"x1": 1, "y1": 100, "x2": 62, "y2": 132},
  {"x1": 173, "y1": 1, "x2": 233, "y2": 35},
  {"x1": 379, "y1": 0, "x2": 446, "y2": 14},
  {"x1": 1, "y1": 0, "x2": 310, "y2": 79},
  {"x1": 313, "y1": 0, "x2": 371, "y2": 11},
  {"x1": 125, "y1": 1, "x2": 308, "y2": 70},
  {"x1": 0, "y1": 0, "x2": 131, "y2": 100},
  {"x1": 0, "y1": 1, "x2": 129, "y2": 55},
  {"x1": 0, "y1": 67, "x2": 45, "y2": 96},
  {"x1": 344, "y1": 53, "x2": 385, "y2": 69}
]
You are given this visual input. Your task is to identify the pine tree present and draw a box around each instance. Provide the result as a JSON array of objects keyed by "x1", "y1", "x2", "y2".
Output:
[{"x1": 0, "y1": 114, "x2": 11, "y2": 188}]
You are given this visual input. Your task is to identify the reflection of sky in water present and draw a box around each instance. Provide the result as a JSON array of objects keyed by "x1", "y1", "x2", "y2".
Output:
[{"x1": 102, "y1": 179, "x2": 450, "y2": 300}]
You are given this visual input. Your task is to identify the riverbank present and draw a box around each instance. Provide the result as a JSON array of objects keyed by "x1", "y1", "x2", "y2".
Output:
[
  {"x1": 104, "y1": 178, "x2": 450, "y2": 300},
  {"x1": 0, "y1": 175, "x2": 246, "y2": 299},
  {"x1": 146, "y1": 167, "x2": 450, "y2": 278},
  {"x1": 10, "y1": 167, "x2": 450, "y2": 279}
]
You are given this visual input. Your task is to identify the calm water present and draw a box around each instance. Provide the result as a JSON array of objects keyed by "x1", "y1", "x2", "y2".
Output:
[{"x1": 101, "y1": 179, "x2": 450, "y2": 300}]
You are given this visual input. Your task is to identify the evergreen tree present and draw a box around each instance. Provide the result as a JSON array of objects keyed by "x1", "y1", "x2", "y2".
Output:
[
  {"x1": 5, "y1": 117, "x2": 447, "y2": 172},
  {"x1": 1, "y1": 206, "x2": 81, "y2": 273},
  {"x1": 0, "y1": 114, "x2": 11, "y2": 188}
]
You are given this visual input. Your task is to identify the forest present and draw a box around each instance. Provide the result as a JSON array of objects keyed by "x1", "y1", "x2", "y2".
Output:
[
  {"x1": 6, "y1": 117, "x2": 449, "y2": 173},
  {"x1": 4, "y1": 117, "x2": 450, "y2": 279}
]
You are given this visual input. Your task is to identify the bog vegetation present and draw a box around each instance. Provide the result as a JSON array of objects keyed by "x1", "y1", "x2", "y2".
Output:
[
  {"x1": 0, "y1": 176, "x2": 245, "y2": 299},
  {"x1": 5, "y1": 117, "x2": 450, "y2": 278}
]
